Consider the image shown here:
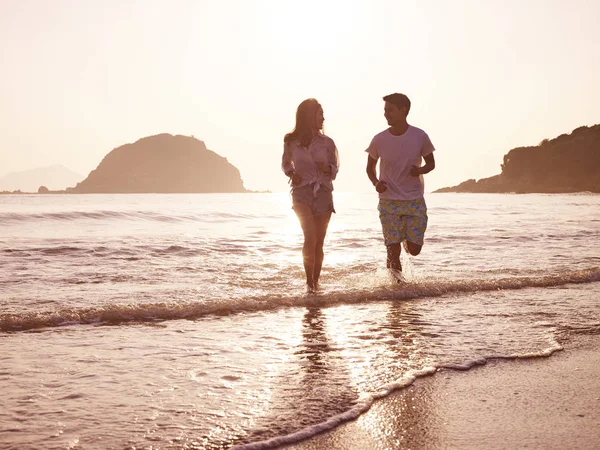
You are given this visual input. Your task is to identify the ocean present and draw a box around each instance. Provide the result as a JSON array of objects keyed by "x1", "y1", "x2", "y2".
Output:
[{"x1": 1, "y1": 192, "x2": 599, "y2": 449}]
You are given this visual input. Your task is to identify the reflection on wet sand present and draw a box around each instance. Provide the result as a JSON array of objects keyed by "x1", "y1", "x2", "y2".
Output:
[
  {"x1": 296, "y1": 307, "x2": 333, "y2": 376},
  {"x1": 241, "y1": 307, "x2": 358, "y2": 445},
  {"x1": 293, "y1": 307, "x2": 359, "y2": 420},
  {"x1": 355, "y1": 300, "x2": 439, "y2": 448},
  {"x1": 280, "y1": 300, "x2": 441, "y2": 449}
]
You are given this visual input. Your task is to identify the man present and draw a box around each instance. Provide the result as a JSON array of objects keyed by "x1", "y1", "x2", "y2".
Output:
[{"x1": 365, "y1": 93, "x2": 436, "y2": 276}]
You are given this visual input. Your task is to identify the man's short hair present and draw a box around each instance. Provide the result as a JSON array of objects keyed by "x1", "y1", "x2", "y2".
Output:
[{"x1": 383, "y1": 93, "x2": 411, "y2": 114}]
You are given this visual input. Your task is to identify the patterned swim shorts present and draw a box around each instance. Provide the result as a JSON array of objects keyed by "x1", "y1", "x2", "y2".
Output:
[{"x1": 377, "y1": 197, "x2": 428, "y2": 246}]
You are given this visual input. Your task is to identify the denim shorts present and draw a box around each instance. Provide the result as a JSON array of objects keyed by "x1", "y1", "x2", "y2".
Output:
[
  {"x1": 292, "y1": 184, "x2": 335, "y2": 216},
  {"x1": 377, "y1": 197, "x2": 428, "y2": 246}
]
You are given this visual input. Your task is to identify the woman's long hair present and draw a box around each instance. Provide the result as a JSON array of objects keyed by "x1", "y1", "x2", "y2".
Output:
[{"x1": 284, "y1": 98, "x2": 323, "y2": 147}]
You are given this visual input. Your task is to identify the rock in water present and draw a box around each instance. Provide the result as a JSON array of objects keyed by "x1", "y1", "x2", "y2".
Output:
[{"x1": 70, "y1": 134, "x2": 248, "y2": 193}]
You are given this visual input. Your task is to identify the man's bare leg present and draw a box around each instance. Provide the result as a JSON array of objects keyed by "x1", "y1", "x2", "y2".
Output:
[
  {"x1": 404, "y1": 240, "x2": 422, "y2": 256},
  {"x1": 386, "y1": 243, "x2": 402, "y2": 272}
]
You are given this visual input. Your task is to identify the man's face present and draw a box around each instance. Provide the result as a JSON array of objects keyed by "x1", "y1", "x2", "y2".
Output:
[{"x1": 384, "y1": 101, "x2": 406, "y2": 126}]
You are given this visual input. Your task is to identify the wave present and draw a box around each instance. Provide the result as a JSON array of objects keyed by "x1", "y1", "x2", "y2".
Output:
[
  {"x1": 1, "y1": 244, "x2": 232, "y2": 258},
  {"x1": 0, "y1": 210, "x2": 263, "y2": 224},
  {"x1": 2, "y1": 268, "x2": 599, "y2": 333},
  {"x1": 230, "y1": 366, "x2": 439, "y2": 450},
  {"x1": 231, "y1": 341, "x2": 566, "y2": 450}
]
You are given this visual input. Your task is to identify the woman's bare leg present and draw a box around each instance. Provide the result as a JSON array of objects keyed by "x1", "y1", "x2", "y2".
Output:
[
  {"x1": 312, "y1": 211, "x2": 332, "y2": 288},
  {"x1": 294, "y1": 203, "x2": 317, "y2": 289}
]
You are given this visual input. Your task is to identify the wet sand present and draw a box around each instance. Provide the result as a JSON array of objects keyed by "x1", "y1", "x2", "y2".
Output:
[{"x1": 280, "y1": 335, "x2": 600, "y2": 450}]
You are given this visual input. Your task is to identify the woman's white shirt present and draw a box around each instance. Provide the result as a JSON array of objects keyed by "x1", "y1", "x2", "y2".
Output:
[{"x1": 282, "y1": 133, "x2": 339, "y2": 191}]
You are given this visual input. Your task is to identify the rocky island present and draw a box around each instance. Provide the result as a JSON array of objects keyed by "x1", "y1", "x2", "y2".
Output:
[
  {"x1": 435, "y1": 124, "x2": 600, "y2": 193},
  {"x1": 67, "y1": 134, "x2": 248, "y2": 193}
]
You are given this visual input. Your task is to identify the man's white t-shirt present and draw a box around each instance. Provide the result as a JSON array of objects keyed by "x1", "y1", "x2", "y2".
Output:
[{"x1": 365, "y1": 125, "x2": 435, "y2": 200}]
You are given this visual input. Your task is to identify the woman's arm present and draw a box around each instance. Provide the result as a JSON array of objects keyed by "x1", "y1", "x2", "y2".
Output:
[
  {"x1": 327, "y1": 143, "x2": 340, "y2": 180},
  {"x1": 282, "y1": 142, "x2": 294, "y2": 177}
]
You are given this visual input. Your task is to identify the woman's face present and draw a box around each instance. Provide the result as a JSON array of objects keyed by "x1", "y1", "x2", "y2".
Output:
[{"x1": 315, "y1": 107, "x2": 324, "y2": 130}]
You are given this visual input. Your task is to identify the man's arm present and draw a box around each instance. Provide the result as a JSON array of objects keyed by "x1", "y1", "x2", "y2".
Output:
[
  {"x1": 410, "y1": 153, "x2": 436, "y2": 176},
  {"x1": 367, "y1": 156, "x2": 387, "y2": 193},
  {"x1": 366, "y1": 156, "x2": 378, "y2": 185}
]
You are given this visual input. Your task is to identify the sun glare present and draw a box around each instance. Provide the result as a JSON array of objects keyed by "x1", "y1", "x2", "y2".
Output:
[{"x1": 252, "y1": 0, "x2": 365, "y2": 54}]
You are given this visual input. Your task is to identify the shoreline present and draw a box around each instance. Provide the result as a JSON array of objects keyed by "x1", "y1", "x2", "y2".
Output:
[{"x1": 278, "y1": 334, "x2": 600, "y2": 450}]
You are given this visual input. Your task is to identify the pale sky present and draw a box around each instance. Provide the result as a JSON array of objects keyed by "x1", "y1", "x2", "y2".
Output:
[{"x1": 1, "y1": 0, "x2": 599, "y2": 192}]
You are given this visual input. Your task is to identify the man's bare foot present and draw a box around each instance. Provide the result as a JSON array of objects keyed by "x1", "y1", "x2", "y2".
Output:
[{"x1": 389, "y1": 268, "x2": 404, "y2": 284}]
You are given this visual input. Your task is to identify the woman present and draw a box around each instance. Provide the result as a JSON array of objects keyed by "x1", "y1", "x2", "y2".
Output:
[{"x1": 282, "y1": 98, "x2": 339, "y2": 292}]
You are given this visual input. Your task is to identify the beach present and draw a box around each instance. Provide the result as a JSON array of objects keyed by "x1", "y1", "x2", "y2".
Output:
[
  {"x1": 2, "y1": 193, "x2": 599, "y2": 449},
  {"x1": 281, "y1": 334, "x2": 600, "y2": 450}
]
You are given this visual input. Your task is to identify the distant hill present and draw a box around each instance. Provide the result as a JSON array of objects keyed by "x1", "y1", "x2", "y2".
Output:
[
  {"x1": 0, "y1": 165, "x2": 83, "y2": 192},
  {"x1": 435, "y1": 124, "x2": 600, "y2": 193},
  {"x1": 69, "y1": 134, "x2": 248, "y2": 193}
]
